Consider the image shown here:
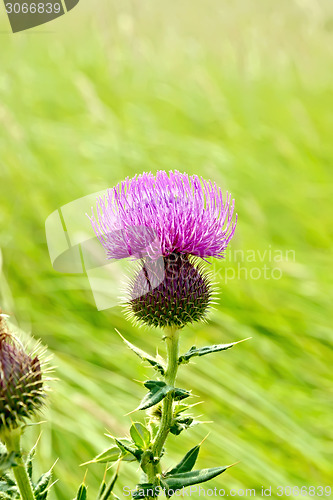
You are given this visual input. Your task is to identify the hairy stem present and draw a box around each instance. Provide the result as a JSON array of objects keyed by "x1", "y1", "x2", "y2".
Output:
[
  {"x1": 3, "y1": 427, "x2": 36, "y2": 500},
  {"x1": 146, "y1": 327, "x2": 180, "y2": 492}
]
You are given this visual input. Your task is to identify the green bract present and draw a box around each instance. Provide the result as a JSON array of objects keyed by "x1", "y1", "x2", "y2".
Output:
[{"x1": 127, "y1": 253, "x2": 212, "y2": 329}]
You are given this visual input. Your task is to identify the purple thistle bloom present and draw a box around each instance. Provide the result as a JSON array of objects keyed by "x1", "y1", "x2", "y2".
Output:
[
  {"x1": 89, "y1": 170, "x2": 237, "y2": 261},
  {"x1": 89, "y1": 171, "x2": 237, "y2": 328}
]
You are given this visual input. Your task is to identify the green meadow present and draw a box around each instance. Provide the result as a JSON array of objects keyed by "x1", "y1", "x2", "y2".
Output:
[{"x1": 0, "y1": 1, "x2": 332, "y2": 498}]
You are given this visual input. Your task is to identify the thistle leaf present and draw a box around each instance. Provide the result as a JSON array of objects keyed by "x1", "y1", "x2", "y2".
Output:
[
  {"x1": 136, "y1": 384, "x2": 171, "y2": 411},
  {"x1": 114, "y1": 439, "x2": 142, "y2": 461},
  {"x1": 0, "y1": 452, "x2": 18, "y2": 475},
  {"x1": 130, "y1": 423, "x2": 151, "y2": 449},
  {"x1": 97, "y1": 481, "x2": 106, "y2": 499},
  {"x1": 75, "y1": 484, "x2": 87, "y2": 500},
  {"x1": 26, "y1": 451, "x2": 35, "y2": 481},
  {"x1": 166, "y1": 445, "x2": 200, "y2": 475},
  {"x1": 162, "y1": 466, "x2": 230, "y2": 496},
  {"x1": 0, "y1": 475, "x2": 18, "y2": 497},
  {"x1": 173, "y1": 388, "x2": 191, "y2": 401},
  {"x1": 81, "y1": 447, "x2": 120, "y2": 465},
  {"x1": 26, "y1": 434, "x2": 42, "y2": 481},
  {"x1": 143, "y1": 380, "x2": 166, "y2": 390},
  {"x1": 169, "y1": 416, "x2": 194, "y2": 435},
  {"x1": 0, "y1": 475, "x2": 16, "y2": 488},
  {"x1": 178, "y1": 338, "x2": 251, "y2": 364},
  {"x1": 121, "y1": 454, "x2": 137, "y2": 463},
  {"x1": 34, "y1": 471, "x2": 52, "y2": 500},
  {"x1": 105, "y1": 438, "x2": 136, "y2": 462},
  {"x1": 99, "y1": 473, "x2": 118, "y2": 500},
  {"x1": 115, "y1": 330, "x2": 165, "y2": 375},
  {"x1": 173, "y1": 404, "x2": 192, "y2": 416},
  {"x1": 136, "y1": 382, "x2": 190, "y2": 411}
]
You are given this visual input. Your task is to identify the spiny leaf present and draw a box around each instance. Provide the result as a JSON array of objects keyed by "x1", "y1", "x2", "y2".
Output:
[
  {"x1": 130, "y1": 423, "x2": 151, "y2": 449},
  {"x1": 26, "y1": 450, "x2": 35, "y2": 481},
  {"x1": 169, "y1": 416, "x2": 194, "y2": 435},
  {"x1": 26, "y1": 433, "x2": 42, "y2": 481},
  {"x1": 162, "y1": 465, "x2": 231, "y2": 496},
  {"x1": 0, "y1": 484, "x2": 17, "y2": 500},
  {"x1": 97, "y1": 467, "x2": 108, "y2": 498},
  {"x1": 104, "y1": 438, "x2": 136, "y2": 462},
  {"x1": 166, "y1": 445, "x2": 200, "y2": 475},
  {"x1": 106, "y1": 440, "x2": 136, "y2": 462},
  {"x1": 34, "y1": 470, "x2": 52, "y2": 500},
  {"x1": 115, "y1": 330, "x2": 165, "y2": 375},
  {"x1": 135, "y1": 382, "x2": 190, "y2": 411},
  {"x1": 81, "y1": 447, "x2": 120, "y2": 465},
  {"x1": 100, "y1": 473, "x2": 118, "y2": 500},
  {"x1": 173, "y1": 402, "x2": 201, "y2": 417},
  {"x1": 135, "y1": 384, "x2": 171, "y2": 411},
  {"x1": 97, "y1": 482, "x2": 106, "y2": 499},
  {"x1": 178, "y1": 338, "x2": 251, "y2": 364},
  {"x1": 0, "y1": 477, "x2": 18, "y2": 497},
  {"x1": 114, "y1": 439, "x2": 142, "y2": 461},
  {"x1": 0, "y1": 452, "x2": 18, "y2": 475},
  {"x1": 0, "y1": 476, "x2": 16, "y2": 488},
  {"x1": 75, "y1": 484, "x2": 87, "y2": 500},
  {"x1": 143, "y1": 380, "x2": 166, "y2": 390},
  {"x1": 121, "y1": 454, "x2": 137, "y2": 463},
  {"x1": 173, "y1": 388, "x2": 191, "y2": 401}
]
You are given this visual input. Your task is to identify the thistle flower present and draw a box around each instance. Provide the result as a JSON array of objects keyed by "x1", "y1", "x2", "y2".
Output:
[
  {"x1": 0, "y1": 314, "x2": 45, "y2": 432},
  {"x1": 90, "y1": 171, "x2": 237, "y2": 328},
  {"x1": 90, "y1": 171, "x2": 236, "y2": 261}
]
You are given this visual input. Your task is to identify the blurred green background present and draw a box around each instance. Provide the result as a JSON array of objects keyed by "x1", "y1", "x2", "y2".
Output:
[{"x1": 1, "y1": 1, "x2": 332, "y2": 498}]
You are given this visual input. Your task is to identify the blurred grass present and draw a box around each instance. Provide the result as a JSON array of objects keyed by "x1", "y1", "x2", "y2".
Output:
[{"x1": 0, "y1": 0, "x2": 333, "y2": 498}]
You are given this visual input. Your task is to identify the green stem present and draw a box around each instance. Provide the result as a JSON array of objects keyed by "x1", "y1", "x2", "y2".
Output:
[
  {"x1": 146, "y1": 327, "x2": 180, "y2": 491},
  {"x1": 3, "y1": 427, "x2": 36, "y2": 500},
  {"x1": 153, "y1": 327, "x2": 179, "y2": 459}
]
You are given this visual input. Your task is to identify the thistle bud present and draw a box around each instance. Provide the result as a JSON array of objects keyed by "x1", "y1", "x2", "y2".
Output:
[
  {"x1": 0, "y1": 314, "x2": 45, "y2": 432},
  {"x1": 127, "y1": 253, "x2": 212, "y2": 329}
]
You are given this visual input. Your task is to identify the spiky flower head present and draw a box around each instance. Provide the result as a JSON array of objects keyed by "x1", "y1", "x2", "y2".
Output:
[
  {"x1": 90, "y1": 171, "x2": 237, "y2": 328},
  {"x1": 0, "y1": 313, "x2": 45, "y2": 431},
  {"x1": 127, "y1": 253, "x2": 212, "y2": 328}
]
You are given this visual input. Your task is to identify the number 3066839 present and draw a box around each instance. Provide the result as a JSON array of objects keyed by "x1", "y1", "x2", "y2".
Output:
[{"x1": 5, "y1": 3, "x2": 61, "y2": 14}]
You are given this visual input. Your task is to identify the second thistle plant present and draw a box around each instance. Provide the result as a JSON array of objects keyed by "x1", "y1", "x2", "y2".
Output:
[
  {"x1": 87, "y1": 171, "x2": 248, "y2": 498},
  {"x1": 0, "y1": 311, "x2": 54, "y2": 500}
]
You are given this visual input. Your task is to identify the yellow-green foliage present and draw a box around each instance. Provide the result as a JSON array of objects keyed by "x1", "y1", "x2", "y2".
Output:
[{"x1": 0, "y1": 1, "x2": 332, "y2": 499}]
